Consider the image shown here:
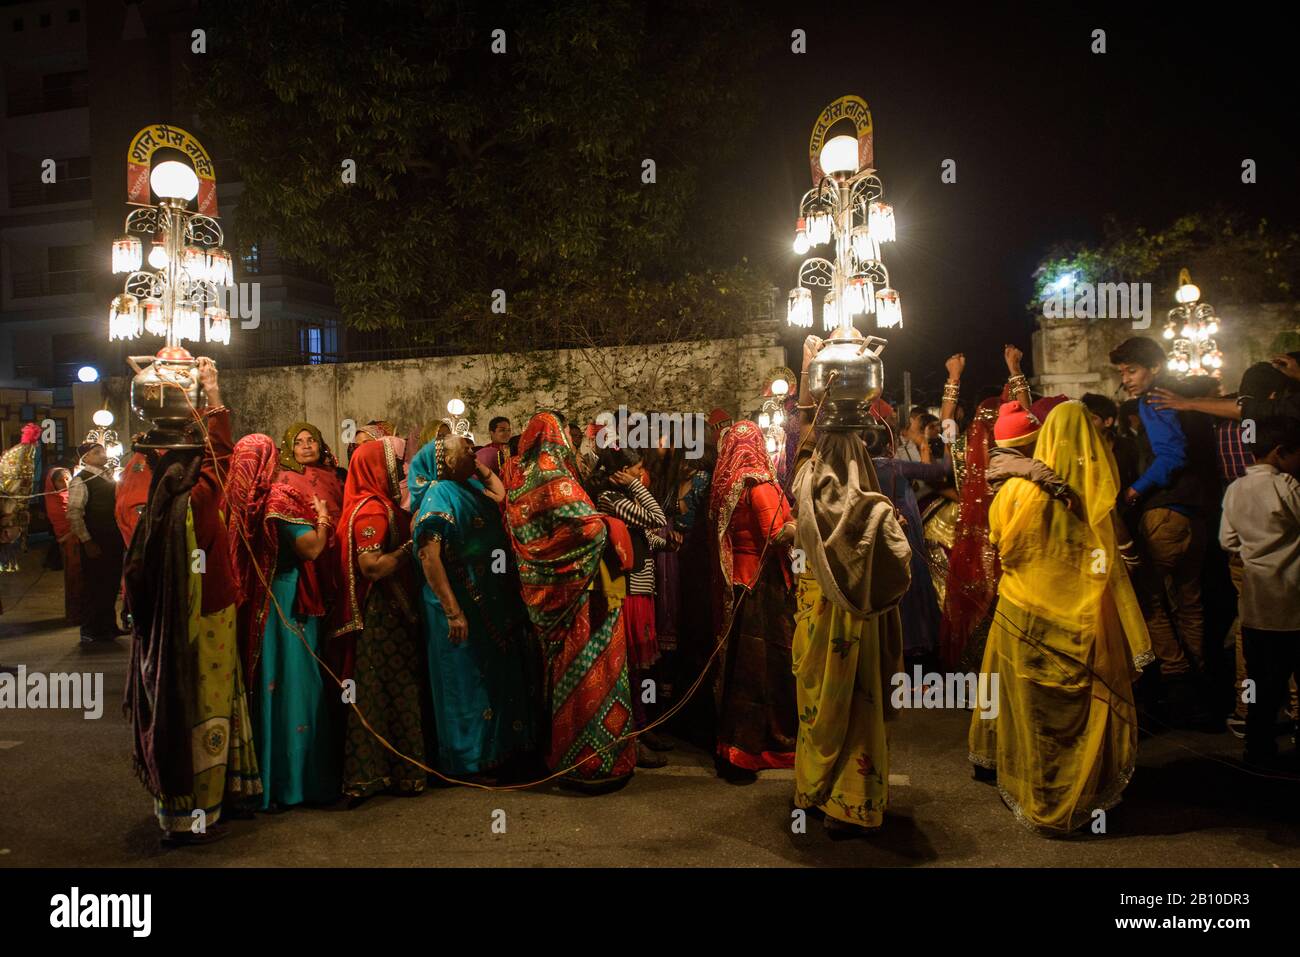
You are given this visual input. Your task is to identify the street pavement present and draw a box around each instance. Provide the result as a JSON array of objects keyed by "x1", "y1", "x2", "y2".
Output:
[{"x1": 3, "y1": 555, "x2": 1299, "y2": 868}]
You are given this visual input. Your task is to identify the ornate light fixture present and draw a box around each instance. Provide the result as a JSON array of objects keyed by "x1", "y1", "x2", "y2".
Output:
[
  {"x1": 85, "y1": 408, "x2": 124, "y2": 479},
  {"x1": 757, "y1": 366, "x2": 794, "y2": 468},
  {"x1": 789, "y1": 96, "x2": 894, "y2": 432},
  {"x1": 1162, "y1": 268, "x2": 1223, "y2": 377},
  {"x1": 786, "y1": 96, "x2": 902, "y2": 335},
  {"x1": 112, "y1": 125, "x2": 230, "y2": 450},
  {"x1": 444, "y1": 398, "x2": 475, "y2": 443}
]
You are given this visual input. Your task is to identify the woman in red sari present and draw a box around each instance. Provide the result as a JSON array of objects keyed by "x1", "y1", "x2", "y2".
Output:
[
  {"x1": 332, "y1": 436, "x2": 427, "y2": 802},
  {"x1": 707, "y1": 420, "x2": 799, "y2": 778},
  {"x1": 501, "y1": 411, "x2": 637, "y2": 792}
]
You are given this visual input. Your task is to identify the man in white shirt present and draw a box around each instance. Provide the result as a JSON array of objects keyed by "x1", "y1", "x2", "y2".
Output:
[
  {"x1": 66, "y1": 442, "x2": 125, "y2": 643},
  {"x1": 1220, "y1": 416, "x2": 1300, "y2": 768}
]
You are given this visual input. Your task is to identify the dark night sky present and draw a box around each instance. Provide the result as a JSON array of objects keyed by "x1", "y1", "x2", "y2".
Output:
[{"x1": 732, "y1": 2, "x2": 1299, "y2": 401}]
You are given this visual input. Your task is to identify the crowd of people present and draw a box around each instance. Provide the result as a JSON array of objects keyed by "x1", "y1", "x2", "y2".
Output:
[{"x1": 11, "y1": 331, "x2": 1300, "y2": 844}]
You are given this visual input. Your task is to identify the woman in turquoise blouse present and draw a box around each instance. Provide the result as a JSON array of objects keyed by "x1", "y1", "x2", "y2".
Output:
[{"x1": 409, "y1": 435, "x2": 535, "y2": 781}]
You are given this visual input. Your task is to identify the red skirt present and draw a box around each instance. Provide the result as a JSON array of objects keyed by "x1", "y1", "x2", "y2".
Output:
[{"x1": 622, "y1": 594, "x2": 659, "y2": 671}]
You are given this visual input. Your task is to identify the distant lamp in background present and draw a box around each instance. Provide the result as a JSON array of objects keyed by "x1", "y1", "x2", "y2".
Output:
[
  {"x1": 759, "y1": 366, "x2": 795, "y2": 469},
  {"x1": 444, "y1": 398, "x2": 474, "y2": 443},
  {"x1": 1164, "y1": 268, "x2": 1223, "y2": 378},
  {"x1": 77, "y1": 366, "x2": 99, "y2": 383},
  {"x1": 84, "y1": 408, "x2": 123, "y2": 477}
]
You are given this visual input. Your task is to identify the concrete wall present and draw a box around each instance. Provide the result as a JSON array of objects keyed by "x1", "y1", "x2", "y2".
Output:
[
  {"x1": 102, "y1": 334, "x2": 785, "y2": 456},
  {"x1": 1032, "y1": 302, "x2": 1300, "y2": 400}
]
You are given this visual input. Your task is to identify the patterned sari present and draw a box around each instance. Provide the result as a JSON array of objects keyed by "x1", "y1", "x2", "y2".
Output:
[
  {"x1": 501, "y1": 412, "x2": 635, "y2": 785},
  {"x1": 335, "y1": 437, "x2": 427, "y2": 798},
  {"x1": 410, "y1": 438, "x2": 535, "y2": 776}
]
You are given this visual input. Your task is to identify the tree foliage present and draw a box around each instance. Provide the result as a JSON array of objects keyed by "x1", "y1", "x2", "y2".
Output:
[
  {"x1": 1029, "y1": 212, "x2": 1300, "y2": 314},
  {"x1": 188, "y1": 0, "x2": 776, "y2": 340}
]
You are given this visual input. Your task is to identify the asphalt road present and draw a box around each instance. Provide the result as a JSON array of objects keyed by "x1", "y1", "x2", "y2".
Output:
[{"x1": 3, "y1": 557, "x2": 1298, "y2": 868}]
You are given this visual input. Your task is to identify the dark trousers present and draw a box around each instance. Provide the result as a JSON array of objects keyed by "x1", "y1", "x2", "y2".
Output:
[
  {"x1": 1242, "y1": 626, "x2": 1300, "y2": 759},
  {"x1": 79, "y1": 534, "x2": 124, "y2": 638}
]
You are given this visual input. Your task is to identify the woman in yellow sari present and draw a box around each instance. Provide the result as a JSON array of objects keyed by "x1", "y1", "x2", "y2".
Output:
[{"x1": 969, "y1": 401, "x2": 1152, "y2": 835}]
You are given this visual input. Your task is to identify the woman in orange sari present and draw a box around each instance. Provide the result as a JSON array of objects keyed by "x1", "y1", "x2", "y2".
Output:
[{"x1": 707, "y1": 420, "x2": 799, "y2": 778}]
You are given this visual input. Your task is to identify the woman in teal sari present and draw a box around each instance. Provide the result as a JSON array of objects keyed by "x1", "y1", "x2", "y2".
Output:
[
  {"x1": 227, "y1": 434, "x2": 340, "y2": 811},
  {"x1": 411, "y1": 435, "x2": 535, "y2": 780}
]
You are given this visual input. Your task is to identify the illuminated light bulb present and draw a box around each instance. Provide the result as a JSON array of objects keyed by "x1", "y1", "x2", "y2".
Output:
[
  {"x1": 819, "y1": 134, "x2": 859, "y2": 177},
  {"x1": 1181, "y1": 323, "x2": 1194, "y2": 338},
  {"x1": 150, "y1": 160, "x2": 200, "y2": 202},
  {"x1": 1206, "y1": 320, "x2": 1218, "y2": 335},
  {"x1": 106, "y1": 443, "x2": 124, "y2": 460},
  {"x1": 447, "y1": 398, "x2": 466, "y2": 416},
  {"x1": 207, "y1": 249, "x2": 234, "y2": 287},
  {"x1": 1162, "y1": 325, "x2": 1175, "y2": 340},
  {"x1": 787, "y1": 287, "x2": 813, "y2": 328},
  {"x1": 92, "y1": 409, "x2": 114, "y2": 428},
  {"x1": 773, "y1": 410, "x2": 785, "y2": 427},
  {"x1": 765, "y1": 436, "x2": 779, "y2": 454},
  {"x1": 1175, "y1": 282, "x2": 1200, "y2": 304},
  {"x1": 147, "y1": 242, "x2": 168, "y2": 269},
  {"x1": 793, "y1": 218, "x2": 810, "y2": 255},
  {"x1": 758, "y1": 412, "x2": 771, "y2": 429},
  {"x1": 771, "y1": 377, "x2": 789, "y2": 396},
  {"x1": 78, "y1": 366, "x2": 99, "y2": 383},
  {"x1": 112, "y1": 235, "x2": 142, "y2": 274}
]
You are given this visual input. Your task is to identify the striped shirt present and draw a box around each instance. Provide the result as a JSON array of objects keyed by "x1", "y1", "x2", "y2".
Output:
[{"x1": 597, "y1": 479, "x2": 667, "y2": 595}]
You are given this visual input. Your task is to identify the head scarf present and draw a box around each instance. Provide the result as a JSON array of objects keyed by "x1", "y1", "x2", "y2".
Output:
[
  {"x1": 279, "y1": 421, "x2": 336, "y2": 473},
  {"x1": 501, "y1": 412, "x2": 625, "y2": 645},
  {"x1": 276, "y1": 421, "x2": 343, "y2": 523},
  {"x1": 707, "y1": 420, "x2": 778, "y2": 589},
  {"x1": 793, "y1": 431, "x2": 910, "y2": 617},
  {"x1": 346, "y1": 420, "x2": 396, "y2": 463},
  {"x1": 407, "y1": 436, "x2": 447, "y2": 517},
  {"x1": 225, "y1": 434, "x2": 317, "y2": 681},
  {"x1": 123, "y1": 449, "x2": 204, "y2": 798},
  {"x1": 938, "y1": 396, "x2": 1001, "y2": 670},
  {"x1": 991, "y1": 401, "x2": 1151, "y2": 668},
  {"x1": 334, "y1": 436, "x2": 409, "y2": 640}
]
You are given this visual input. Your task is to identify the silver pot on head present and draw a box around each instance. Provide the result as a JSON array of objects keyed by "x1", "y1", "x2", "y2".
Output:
[
  {"x1": 128, "y1": 346, "x2": 205, "y2": 450},
  {"x1": 806, "y1": 334, "x2": 887, "y2": 431}
]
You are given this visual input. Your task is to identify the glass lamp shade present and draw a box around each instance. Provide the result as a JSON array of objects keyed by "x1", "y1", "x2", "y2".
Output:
[
  {"x1": 150, "y1": 160, "x2": 200, "y2": 201},
  {"x1": 875, "y1": 287, "x2": 902, "y2": 328},
  {"x1": 182, "y1": 245, "x2": 209, "y2": 280},
  {"x1": 868, "y1": 202, "x2": 896, "y2": 243},
  {"x1": 1162, "y1": 324, "x2": 1175, "y2": 340},
  {"x1": 819, "y1": 134, "x2": 859, "y2": 177},
  {"x1": 142, "y1": 299, "x2": 166, "y2": 336},
  {"x1": 447, "y1": 398, "x2": 466, "y2": 416},
  {"x1": 174, "y1": 302, "x2": 201, "y2": 343},
  {"x1": 771, "y1": 377, "x2": 790, "y2": 396},
  {"x1": 204, "y1": 306, "x2": 231, "y2": 345},
  {"x1": 207, "y1": 249, "x2": 234, "y2": 287},
  {"x1": 147, "y1": 242, "x2": 168, "y2": 269},
  {"x1": 851, "y1": 225, "x2": 879, "y2": 265},
  {"x1": 758, "y1": 412, "x2": 771, "y2": 429},
  {"x1": 845, "y1": 277, "x2": 874, "y2": 316},
  {"x1": 773, "y1": 409, "x2": 785, "y2": 427},
  {"x1": 112, "y1": 235, "x2": 142, "y2": 274},
  {"x1": 822, "y1": 291, "x2": 840, "y2": 331},
  {"x1": 92, "y1": 409, "x2": 115, "y2": 427},
  {"x1": 109, "y1": 293, "x2": 142, "y2": 341},
  {"x1": 765, "y1": 435, "x2": 779, "y2": 455},
  {"x1": 787, "y1": 287, "x2": 813, "y2": 328},
  {"x1": 1175, "y1": 282, "x2": 1200, "y2": 305},
  {"x1": 807, "y1": 211, "x2": 833, "y2": 247}
]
